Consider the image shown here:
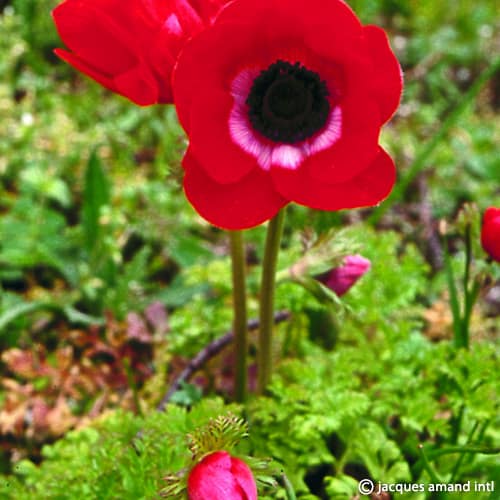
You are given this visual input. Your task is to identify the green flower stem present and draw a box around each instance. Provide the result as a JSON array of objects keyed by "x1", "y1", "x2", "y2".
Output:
[
  {"x1": 123, "y1": 357, "x2": 143, "y2": 417},
  {"x1": 423, "y1": 444, "x2": 500, "y2": 460},
  {"x1": 418, "y1": 445, "x2": 443, "y2": 484},
  {"x1": 444, "y1": 221, "x2": 481, "y2": 350},
  {"x1": 443, "y1": 223, "x2": 479, "y2": 351},
  {"x1": 450, "y1": 419, "x2": 479, "y2": 482},
  {"x1": 412, "y1": 442, "x2": 500, "y2": 481},
  {"x1": 229, "y1": 230, "x2": 248, "y2": 402},
  {"x1": 443, "y1": 239, "x2": 462, "y2": 346},
  {"x1": 280, "y1": 472, "x2": 297, "y2": 500},
  {"x1": 459, "y1": 223, "x2": 473, "y2": 349},
  {"x1": 258, "y1": 209, "x2": 286, "y2": 394}
]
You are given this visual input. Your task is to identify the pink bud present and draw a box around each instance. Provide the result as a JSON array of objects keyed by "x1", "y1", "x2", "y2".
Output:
[
  {"x1": 316, "y1": 255, "x2": 371, "y2": 296},
  {"x1": 481, "y1": 207, "x2": 500, "y2": 262},
  {"x1": 187, "y1": 451, "x2": 257, "y2": 500}
]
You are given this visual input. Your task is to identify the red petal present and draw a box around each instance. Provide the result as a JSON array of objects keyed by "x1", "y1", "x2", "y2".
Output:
[
  {"x1": 54, "y1": 48, "x2": 117, "y2": 93},
  {"x1": 216, "y1": 0, "x2": 363, "y2": 73},
  {"x1": 52, "y1": 1, "x2": 138, "y2": 75},
  {"x1": 219, "y1": 0, "x2": 362, "y2": 41},
  {"x1": 55, "y1": 49, "x2": 159, "y2": 106},
  {"x1": 484, "y1": 207, "x2": 500, "y2": 224},
  {"x1": 306, "y1": 96, "x2": 381, "y2": 184},
  {"x1": 271, "y1": 147, "x2": 396, "y2": 211},
  {"x1": 362, "y1": 25, "x2": 403, "y2": 123},
  {"x1": 187, "y1": 451, "x2": 258, "y2": 500},
  {"x1": 188, "y1": 88, "x2": 257, "y2": 184},
  {"x1": 173, "y1": 0, "x2": 207, "y2": 32},
  {"x1": 187, "y1": 451, "x2": 235, "y2": 500},
  {"x1": 53, "y1": 0, "x2": 163, "y2": 104},
  {"x1": 481, "y1": 208, "x2": 500, "y2": 262},
  {"x1": 230, "y1": 456, "x2": 258, "y2": 500},
  {"x1": 113, "y1": 64, "x2": 160, "y2": 106},
  {"x1": 183, "y1": 149, "x2": 288, "y2": 230},
  {"x1": 191, "y1": 0, "x2": 231, "y2": 22},
  {"x1": 173, "y1": 20, "x2": 262, "y2": 132}
]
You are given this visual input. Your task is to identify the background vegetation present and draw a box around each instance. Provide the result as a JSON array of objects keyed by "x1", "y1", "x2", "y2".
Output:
[{"x1": 0, "y1": 0, "x2": 498, "y2": 498}]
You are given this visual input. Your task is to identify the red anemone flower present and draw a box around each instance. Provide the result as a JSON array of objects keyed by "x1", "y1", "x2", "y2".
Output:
[
  {"x1": 187, "y1": 451, "x2": 257, "y2": 500},
  {"x1": 481, "y1": 207, "x2": 500, "y2": 262},
  {"x1": 174, "y1": 0, "x2": 403, "y2": 229},
  {"x1": 52, "y1": 0, "x2": 229, "y2": 105}
]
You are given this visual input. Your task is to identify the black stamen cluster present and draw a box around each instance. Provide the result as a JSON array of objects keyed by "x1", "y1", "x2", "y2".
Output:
[{"x1": 246, "y1": 60, "x2": 330, "y2": 144}]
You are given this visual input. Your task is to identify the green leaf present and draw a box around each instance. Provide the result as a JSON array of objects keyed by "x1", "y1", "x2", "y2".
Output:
[
  {"x1": 168, "y1": 381, "x2": 203, "y2": 407},
  {"x1": 0, "y1": 301, "x2": 46, "y2": 334},
  {"x1": 0, "y1": 198, "x2": 73, "y2": 279},
  {"x1": 169, "y1": 235, "x2": 214, "y2": 268},
  {"x1": 82, "y1": 151, "x2": 111, "y2": 254},
  {"x1": 188, "y1": 413, "x2": 249, "y2": 460},
  {"x1": 325, "y1": 475, "x2": 360, "y2": 498}
]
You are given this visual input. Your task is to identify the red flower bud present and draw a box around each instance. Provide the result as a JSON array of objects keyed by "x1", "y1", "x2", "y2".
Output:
[
  {"x1": 187, "y1": 451, "x2": 257, "y2": 500},
  {"x1": 52, "y1": 0, "x2": 229, "y2": 105},
  {"x1": 481, "y1": 207, "x2": 500, "y2": 262},
  {"x1": 316, "y1": 254, "x2": 371, "y2": 296}
]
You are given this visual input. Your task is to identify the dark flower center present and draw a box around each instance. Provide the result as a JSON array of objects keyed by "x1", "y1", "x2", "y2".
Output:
[{"x1": 246, "y1": 60, "x2": 330, "y2": 144}]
